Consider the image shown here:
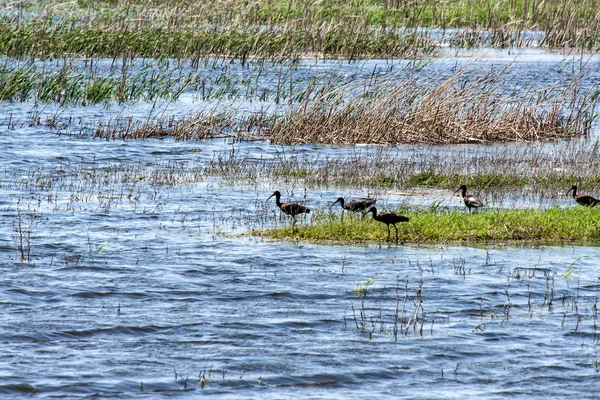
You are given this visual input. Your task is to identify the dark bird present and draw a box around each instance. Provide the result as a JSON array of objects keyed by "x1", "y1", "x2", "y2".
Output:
[
  {"x1": 267, "y1": 190, "x2": 310, "y2": 224},
  {"x1": 367, "y1": 206, "x2": 409, "y2": 243},
  {"x1": 567, "y1": 184, "x2": 600, "y2": 207},
  {"x1": 331, "y1": 197, "x2": 376, "y2": 213},
  {"x1": 454, "y1": 185, "x2": 484, "y2": 213}
]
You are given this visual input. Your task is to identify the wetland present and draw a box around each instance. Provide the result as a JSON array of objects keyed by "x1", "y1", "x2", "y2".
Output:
[{"x1": 3, "y1": 0, "x2": 600, "y2": 398}]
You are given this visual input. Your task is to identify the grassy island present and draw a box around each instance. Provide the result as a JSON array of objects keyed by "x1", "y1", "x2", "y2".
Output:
[{"x1": 255, "y1": 207, "x2": 600, "y2": 244}]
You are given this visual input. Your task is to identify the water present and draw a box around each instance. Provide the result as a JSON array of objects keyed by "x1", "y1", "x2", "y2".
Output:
[{"x1": 2, "y1": 54, "x2": 600, "y2": 398}]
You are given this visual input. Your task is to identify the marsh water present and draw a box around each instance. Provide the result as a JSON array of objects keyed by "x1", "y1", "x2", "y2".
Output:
[{"x1": 2, "y1": 51, "x2": 600, "y2": 398}]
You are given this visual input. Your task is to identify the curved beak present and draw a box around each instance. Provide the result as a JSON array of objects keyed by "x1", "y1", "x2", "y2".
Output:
[
  {"x1": 267, "y1": 192, "x2": 275, "y2": 201},
  {"x1": 566, "y1": 188, "x2": 573, "y2": 196},
  {"x1": 453, "y1": 188, "x2": 461, "y2": 196},
  {"x1": 329, "y1": 199, "x2": 340, "y2": 209}
]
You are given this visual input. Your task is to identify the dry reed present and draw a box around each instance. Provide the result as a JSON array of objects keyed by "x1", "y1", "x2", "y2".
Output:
[{"x1": 269, "y1": 66, "x2": 597, "y2": 145}]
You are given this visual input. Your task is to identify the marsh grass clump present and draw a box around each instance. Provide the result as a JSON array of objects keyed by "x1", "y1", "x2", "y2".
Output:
[
  {"x1": 93, "y1": 110, "x2": 274, "y2": 140},
  {"x1": 0, "y1": 18, "x2": 437, "y2": 61},
  {"x1": 0, "y1": 63, "x2": 199, "y2": 105},
  {"x1": 256, "y1": 206, "x2": 600, "y2": 244},
  {"x1": 270, "y1": 66, "x2": 597, "y2": 145},
  {"x1": 3, "y1": 0, "x2": 600, "y2": 60}
]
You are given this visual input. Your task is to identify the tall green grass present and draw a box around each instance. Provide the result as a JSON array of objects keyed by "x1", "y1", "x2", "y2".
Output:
[
  {"x1": 0, "y1": 21, "x2": 436, "y2": 60},
  {"x1": 0, "y1": 63, "x2": 199, "y2": 105},
  {"x1": 3, "y1": 0, "x2": 600, "y2": 61},
  {"x1": 68, "y1": 0, "x2": 600, "y2": 33}
]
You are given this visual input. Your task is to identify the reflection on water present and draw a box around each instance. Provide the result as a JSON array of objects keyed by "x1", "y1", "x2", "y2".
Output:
[{"x1": 1, "y1": 54, "x2": 600, "y2": 398}]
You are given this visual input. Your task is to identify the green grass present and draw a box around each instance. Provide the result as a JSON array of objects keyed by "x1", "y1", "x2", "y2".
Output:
[
  {"x1": 4, "y1": 0, "x2": 600, "y2": 62},
  {"x1": 256, "y1": 206, "x2": 600, "y2": 244},
  {"x1": 241, "y1": 0, "x2": 600, "y2": 30},
  {"x1": 70, "y1": 0, "x2": 600, "y2": 31},
  {"x1": 0, "y1": 63, "x2": 199, "y2": 105},
  {"x1": 0, "y1": 22, "x2": 436, "y2": 60},
  {"x1": 407, "y1": 172, "x2": 530, "y2": 189}
]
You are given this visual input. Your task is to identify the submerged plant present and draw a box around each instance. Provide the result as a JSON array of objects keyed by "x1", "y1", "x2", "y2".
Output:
[{"x1": 355, "y1": 275, "x2": 379, "y2": 297}]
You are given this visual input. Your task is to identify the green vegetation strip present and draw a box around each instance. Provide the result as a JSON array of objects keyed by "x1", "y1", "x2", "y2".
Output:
[
  {"x1": 0, "y1": 23, "x2": 434, "y2": 60},
  {"x1": 256, "y1": 207, "x2": 600, "y2": 244},
  {"x1": 8, "y1": 0, "x2": 600, "y2": 54}
]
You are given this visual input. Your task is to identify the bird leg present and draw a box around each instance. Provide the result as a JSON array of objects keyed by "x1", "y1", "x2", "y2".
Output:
[
  {"x1": 387, "y1": 224, "x2": 391, "y2": 242},
  {"x1": 393, "y1": 224, "x2": 399, "y2": 243}
]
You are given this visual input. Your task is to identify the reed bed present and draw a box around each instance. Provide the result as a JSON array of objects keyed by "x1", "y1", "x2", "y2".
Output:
[
  {"x1": 0, "y1": 62, "x2": 200, "y2": 105},
  {"x1": 257, "y1": 206, "x2": 600, "y2": 244},
  {"x1": 0, "y1": 58, "x2": 354, "y2": 106},
  {"x1": 57, "y1": 0, "x2": 600, "y2": 33},
  {"x1": 1, "y1": 0, "x2": 600, "y2": 61},
  {"x1": 0, "y1": 20, "x2": 436, "y2": 61},
  {"x1": 270, "y1": 67, "x2": 598, "y2": 145},
  {"x1": 84, "y1": 64, "x2": 599, "y2": 144}
]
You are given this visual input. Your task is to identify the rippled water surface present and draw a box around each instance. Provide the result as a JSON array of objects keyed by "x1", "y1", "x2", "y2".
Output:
[{"x1": 2, "y1": 54, "x2": 600, "y2": 398}]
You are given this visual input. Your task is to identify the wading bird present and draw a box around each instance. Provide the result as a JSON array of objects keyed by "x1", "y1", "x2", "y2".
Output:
[
  {"x1": 454, "y1": 185, "x2": 484, "y2": 213},
  {"x1": 367, "y1": 206, "x2": 409, "y2": 243},
  {"x1": 330, "y1": 197, "x2": 376, "y2": 213},
  {"x1": 267, "y1": 190, "x2": 310, "y2": 224},
  {"x1": 567, "y1": 184, "x2": 600, "y2": 207}
]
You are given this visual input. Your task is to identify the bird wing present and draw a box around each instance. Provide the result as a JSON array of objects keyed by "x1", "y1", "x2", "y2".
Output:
[
  {"x1": 576, "y1": 195, "x2": 600, "y2": 206},
  {"x1": 379, "y1": 211, "x2": 409, "y2": 223},
  {"x1": 347, "y1": 198, "x2": 376, "y2": 211},
  {"x1": 281, "y1": 202, "x2": 310, "y2": 215},
  {"x1": 465, "y1": 195, "x2": 484, "y2": 208}
]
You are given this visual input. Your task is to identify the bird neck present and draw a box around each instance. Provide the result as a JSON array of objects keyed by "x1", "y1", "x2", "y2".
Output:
[
  {"x1": 339, "y1": 198, "x2": 345, "y2": 207},
  {"x1": 461, "y1": 187, "x2": 467, "y2": 197},
  {"x1": 572, "y1": 187, "x2": 578, "y2": 198},
  {"x1": 275, "y1": 193, "x2": 282, "y2": 207}
]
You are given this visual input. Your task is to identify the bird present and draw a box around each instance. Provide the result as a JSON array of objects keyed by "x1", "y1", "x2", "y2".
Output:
[
  {"x1": 454, "y1": 185, "x2": 484, "y2": 213},
  {"x1": 567, "y1": 184, "x2": 600, "y2": 207},
  {"x1": 367, "y1": 206, "x2": 409, "y2": 243},
  {"x1": 330, "y1": 197, "x2": 376, "y2": 213},
  {"x1": 267, "y1": 190, "x2": 310, "y2": 224}
]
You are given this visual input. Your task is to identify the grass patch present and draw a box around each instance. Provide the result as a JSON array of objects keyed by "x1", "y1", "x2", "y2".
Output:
[
  {"x1": 0, "y1": 21, "x2": 436, "y2": 60},
  {"x1": 408, "y1": 172, "x2": 530, "y2": 189},
  {"x1": 255, "y1": 207, "x2": 600, "y2": 244},
  {"x1": 5, "y1": 0, "x2": 600, "y2": 57},
  {"x1": 4, "y1": 1, "x2": 600, "y2": 63},
  {"x1": 0, "y1": 62, "x2": 200, "y2": 105}
]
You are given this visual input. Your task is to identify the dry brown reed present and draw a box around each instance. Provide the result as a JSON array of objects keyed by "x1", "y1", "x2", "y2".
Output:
[{"x1": 269, "y1": 66, "x2": 597, "y2": 145}]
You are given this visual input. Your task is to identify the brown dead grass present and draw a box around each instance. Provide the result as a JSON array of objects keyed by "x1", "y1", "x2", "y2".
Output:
[{"x1": 269, "y1": 66, "x2": 597, "y2": 145}]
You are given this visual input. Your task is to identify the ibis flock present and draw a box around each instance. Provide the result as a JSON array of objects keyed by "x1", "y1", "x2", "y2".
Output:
[{"x1": 267, "y1": 183, "x2": 599, "y2": 243}]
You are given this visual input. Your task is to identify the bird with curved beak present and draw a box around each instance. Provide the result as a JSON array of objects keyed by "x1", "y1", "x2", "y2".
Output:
[
  {"x1": 367, "y1": 206, "x2": 409, "y2": 243},
  {"x1": 330, "y1": 197, "x2": 376, "y2": 213},
  {"x1": 567, "y1": 184, "x2": 600, "y2": 207},
  {"x1": 267, "y1": 190, "x2": 310, "y2": 224},
  {"x1": 454, "y1": 185, "x2": 484, "y2": 213}
]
